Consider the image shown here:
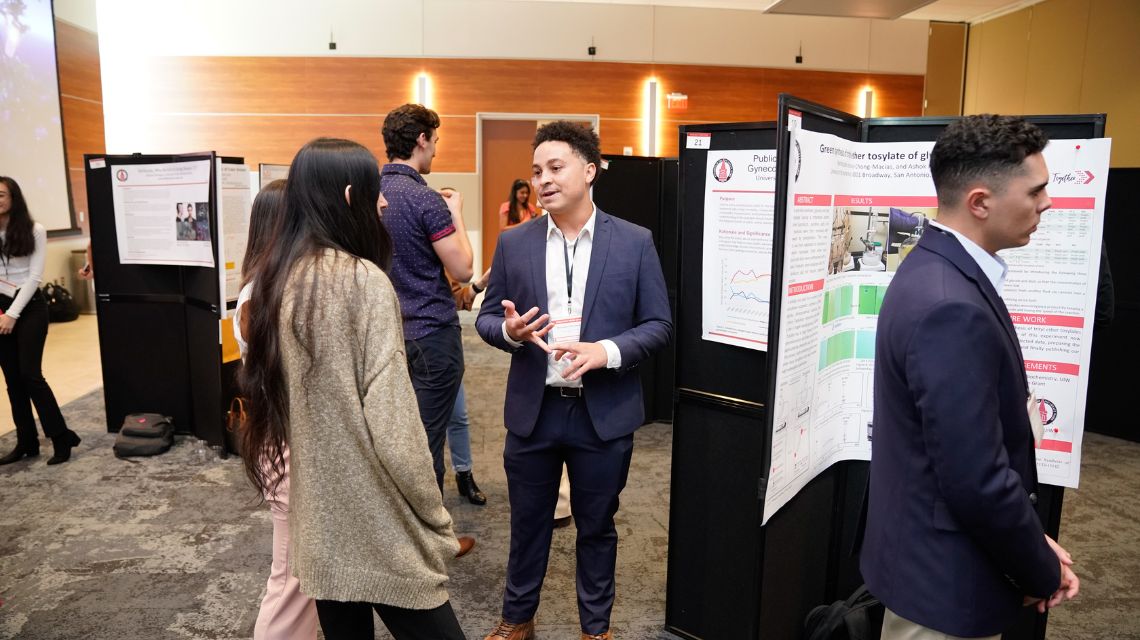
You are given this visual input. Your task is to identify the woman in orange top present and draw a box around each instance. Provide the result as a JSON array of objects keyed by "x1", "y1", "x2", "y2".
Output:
[{"x1": 498, "y1": 179, "x2": 540, "y2": 230}]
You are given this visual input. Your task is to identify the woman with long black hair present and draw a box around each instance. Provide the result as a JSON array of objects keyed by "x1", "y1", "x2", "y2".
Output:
[
  {"x1": 498, "y1": 178, "x2": 540, "y2": 230},
  {"x1": 238, "y1": 139, "x2": 465, "y2": 640},
  {"x1": 0, "y1": 177, "x2": 80, "y2": 466}
]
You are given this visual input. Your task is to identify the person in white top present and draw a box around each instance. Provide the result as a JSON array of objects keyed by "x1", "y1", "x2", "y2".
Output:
[
  {"x1": 0, "y1": 176, "x2": 81, "y2": 466},
  {"x1": 231, "y1": 179, "x2": 319, "y2": 640}
]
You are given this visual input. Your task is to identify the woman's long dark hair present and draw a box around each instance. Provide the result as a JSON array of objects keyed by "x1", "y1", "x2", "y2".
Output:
[
  {"x1": 241, "y1": 179, "x2": 286, "y2": 284},
  {"x1": 506, "y1": 178, "x2": 530, "y2": 225},
  {"x1": 238, "y1": 138, "x2": 393, "y2": 498},
  {"x1": 0, "y1": 177, "x2": 37, "y2": 257}
]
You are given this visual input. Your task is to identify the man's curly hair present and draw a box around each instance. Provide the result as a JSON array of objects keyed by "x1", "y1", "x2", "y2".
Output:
[
  {"x1": 382, "y1": 104, "x2": 441, "y2": 161},
  {"x1": 533, "y1": 121, "x2": 602, "y2": 185},
  {"x1": 930, "y1": 115, "x2": 1048, "y2": 208}
]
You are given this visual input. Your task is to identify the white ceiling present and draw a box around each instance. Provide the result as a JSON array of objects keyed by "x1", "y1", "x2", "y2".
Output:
[{"x1": 494, "y1": 0, "x2": 1042, "y2": 23}]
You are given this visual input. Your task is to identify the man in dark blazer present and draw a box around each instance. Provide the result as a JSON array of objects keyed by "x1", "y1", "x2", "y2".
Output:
[
  {"x1": 861, "y1": 115, "x2": 1079, "y2": 639},
  {"x1": 476, "y1": 121, "x2": 671, "y2": 640}
]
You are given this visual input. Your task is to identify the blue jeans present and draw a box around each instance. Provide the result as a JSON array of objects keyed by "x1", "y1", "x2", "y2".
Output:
[{"x1": 446, "y1": 383, "x2": 472, "y2": 473}]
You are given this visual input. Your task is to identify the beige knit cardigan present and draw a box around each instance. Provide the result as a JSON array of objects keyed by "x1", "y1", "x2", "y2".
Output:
[{"x1": 280, "y1": 250, "x2": 459, "y2": 608}]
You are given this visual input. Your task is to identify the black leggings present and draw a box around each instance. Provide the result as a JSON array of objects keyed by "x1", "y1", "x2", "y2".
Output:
[
  {"x1": 0, "y1": 291, "x2": 68, "y2": 447},
  {"x1": 314, "y1": 599, "x2": 466, "y2": 640}
]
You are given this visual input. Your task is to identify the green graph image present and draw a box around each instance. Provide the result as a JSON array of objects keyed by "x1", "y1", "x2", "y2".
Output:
[
  {"x1": 821, "y1": 284, "x2": 888, "y2": 324},
  {"x1": 818, "y1": 330, "x2": 876, "y2": 369}
]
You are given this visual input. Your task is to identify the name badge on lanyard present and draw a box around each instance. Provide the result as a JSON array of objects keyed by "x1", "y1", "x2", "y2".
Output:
[{"x1": 549, "y1": 316, "x2": 583, "y2": 345}]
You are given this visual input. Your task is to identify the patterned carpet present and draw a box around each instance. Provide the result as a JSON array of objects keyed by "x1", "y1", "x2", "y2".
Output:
[{"x1": 0, "y1": 317, "x2": 1135, "y2": 639}]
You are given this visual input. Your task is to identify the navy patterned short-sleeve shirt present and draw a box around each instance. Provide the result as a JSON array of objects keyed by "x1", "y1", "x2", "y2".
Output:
[{"x1": 379, "y1": 163, "x2": 459, "y2": 341}]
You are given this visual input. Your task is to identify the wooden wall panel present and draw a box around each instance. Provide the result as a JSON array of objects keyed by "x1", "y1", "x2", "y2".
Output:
[
  {"x1": 56, "y1": 22, "x2": 102, "y2": 102},
  {"x1": 109, "y1": 56, "x2": 923, "y2": 173},
  {"x1": 55, "y1": 20, "x2": 104, "y2": 225},
  {"x1": 1026, "y1": 0, "x2": 1090, "y2": 115},
  {"x1": 924, "y1": 22, "x2": 969, "y2": 116}
]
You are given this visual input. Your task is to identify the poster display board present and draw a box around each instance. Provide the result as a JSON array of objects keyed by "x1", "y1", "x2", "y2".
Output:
[
  {"x1": 259, "y1": 163, "x2": 289, "y2": 189},
  {"x1": 110, "y1": 159, "x2": 215, "y2": 267},
  {"x1": 763, "y1": 128, "x2": 1110, "y2": 523},
  {"x1": 218, "y1": 161, "x2": 252, "y2": 305},
  {"x1": 701, "y1": 150, "x2": 777, "y2": 350}
]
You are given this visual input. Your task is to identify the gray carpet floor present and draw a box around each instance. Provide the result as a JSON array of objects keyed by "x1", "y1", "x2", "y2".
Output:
[{"x1": 0, "y1": 317, "x2": 1136, "y2": 639}]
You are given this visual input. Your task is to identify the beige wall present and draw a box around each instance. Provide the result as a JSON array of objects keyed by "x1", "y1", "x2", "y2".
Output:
[
  {"x1": 91, "y1": 0, "x2": 929, "y2": 75},
  {"x1": 964, "y1": 0, "x2": 1140, "y2": 166}
]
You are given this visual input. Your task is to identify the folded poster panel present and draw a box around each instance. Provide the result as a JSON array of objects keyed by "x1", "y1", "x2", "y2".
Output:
[
  {"x1": 700, "y1": 150, "x2": 777, "y2": 351},
  {"x1": 764, "y1": 127, "x2": 1110, "y2": 523}
]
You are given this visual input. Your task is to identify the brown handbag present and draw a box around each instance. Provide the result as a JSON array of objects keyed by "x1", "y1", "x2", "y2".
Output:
[{"x1": 225, "y1": 397, "x2": 246, "y2": 454}]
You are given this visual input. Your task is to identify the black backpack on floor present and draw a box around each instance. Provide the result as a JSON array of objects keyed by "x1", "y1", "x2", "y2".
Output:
[
  {"x1": 41, "y1": 283, "x2": 80, "y2": 323},
  {"x1": 803, "y1": 584, "x2": 883, "y2": 640},
  {"x1": 113, "y1": 413, "x2": 175, "y2": 458}
]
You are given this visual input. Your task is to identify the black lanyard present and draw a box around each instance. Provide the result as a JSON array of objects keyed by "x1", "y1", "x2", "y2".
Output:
[{"x1": 562, "y1": 233, "x2": 578, "y2": 315}]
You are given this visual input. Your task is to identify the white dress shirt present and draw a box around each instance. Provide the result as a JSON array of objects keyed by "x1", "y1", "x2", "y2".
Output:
[
  {"x1": 502, "y1": 207, "x2": 622, "y2": 387},
  {"x1": 929, "y1": 220, "x2": 1008, "y2": 295}
]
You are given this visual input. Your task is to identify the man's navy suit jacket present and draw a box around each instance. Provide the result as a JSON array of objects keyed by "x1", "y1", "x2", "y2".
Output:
[
  {"x1": 860, "y1": 227, "x2": 1060, "y2": 637},
  {"x1": 475, "y1": 208, "x2": 672, "y2": 441}
]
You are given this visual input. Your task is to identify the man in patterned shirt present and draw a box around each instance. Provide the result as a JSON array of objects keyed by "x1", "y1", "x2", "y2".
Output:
[{"x1": 380, "y1": 105, "x2": 475, "y2": 520}]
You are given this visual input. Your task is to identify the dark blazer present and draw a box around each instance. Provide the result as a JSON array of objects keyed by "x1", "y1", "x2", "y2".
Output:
[
  {"x1": 860, "y1": 227, "x2": 1060, "y2": 637},
  {"x1": 475, "y1": 208, "x2": 672, "y2": 441}
]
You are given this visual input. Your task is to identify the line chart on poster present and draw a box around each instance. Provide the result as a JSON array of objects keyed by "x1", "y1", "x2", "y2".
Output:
[{"x1": 726, "y1": 267, "x2": 772, "y2": 305}]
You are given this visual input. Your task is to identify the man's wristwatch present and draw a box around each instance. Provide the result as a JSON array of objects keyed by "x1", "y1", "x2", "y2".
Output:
[{"x1": 471, "y1": 282, "x2": 485, "y2": 294}]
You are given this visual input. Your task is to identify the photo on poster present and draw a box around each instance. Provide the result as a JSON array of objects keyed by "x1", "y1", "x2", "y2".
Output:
[
  {"x1": 175, "y1": 202, "x2": 210, "y2": 241},
  {"x1": 829, "y1": 206, "x2": 938, "y2": 274}
]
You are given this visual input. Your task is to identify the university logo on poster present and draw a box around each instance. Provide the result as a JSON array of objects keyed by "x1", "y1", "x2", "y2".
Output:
[{"x1": 712, "y1": 158, "x2": 733, "y2": 183}]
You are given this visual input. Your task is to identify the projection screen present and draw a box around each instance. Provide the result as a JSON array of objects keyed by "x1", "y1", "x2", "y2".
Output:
[{"x1": 1, "y1": 0, "x2": 74, "y2": 231}]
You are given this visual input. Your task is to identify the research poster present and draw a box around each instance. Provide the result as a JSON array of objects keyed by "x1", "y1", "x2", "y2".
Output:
[
  {"x1": 762, "y1": 128, "x2": 1109, "y2": 524},
  {"x1": 259, "y1": 163, "x2": 289, "y2": 189},
  {"x1": 218, "y1": 161, "x2": 252, "y2": 306},
  {"x1": 701, "y1": 150, "x2": 777, "y2": 350},
  {"x1": 1000, "y1": 137, "x2": 1109, "y2": 488},
  {"x1": 111, "y1": 160, "x2": 215, "y2": 267}
]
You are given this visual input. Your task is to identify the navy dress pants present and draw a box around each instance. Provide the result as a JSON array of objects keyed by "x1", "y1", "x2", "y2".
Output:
[{"x1": 501, "y1": 388, "x2": 634, "y2": 635}]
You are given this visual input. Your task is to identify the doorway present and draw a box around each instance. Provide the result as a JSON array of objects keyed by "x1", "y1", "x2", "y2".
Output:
[{"x1": 481, "y1": 119, "x2": 538, "y2": 269}]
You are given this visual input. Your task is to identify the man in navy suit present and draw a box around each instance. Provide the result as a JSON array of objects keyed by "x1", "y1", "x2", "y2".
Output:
[
  {"x1": 476, "y1": 121, "x2": 671, "y2": 640},
  {"x1": 861, "y1": 115, "x2": 1079, "y2": 639}
]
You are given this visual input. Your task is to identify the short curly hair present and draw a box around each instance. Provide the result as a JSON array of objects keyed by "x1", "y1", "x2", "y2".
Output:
[
  {"x1": 930, "y1": 115, "x2": 1048, "y2": 208},
  {"x1": 533, "y1": 121, "x2": 602, "y2": 185},
  {"x1": 382, "y1": 104, "x2": 441, "y2": 161}
]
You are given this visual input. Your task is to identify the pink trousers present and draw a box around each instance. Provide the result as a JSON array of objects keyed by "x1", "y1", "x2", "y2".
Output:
[{"x1": 253, "y1": 458, "x2": 318, "y2": 640}]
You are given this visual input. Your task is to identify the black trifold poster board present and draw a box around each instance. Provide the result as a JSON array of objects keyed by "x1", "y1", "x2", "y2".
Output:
[
  {"x1": 665, "y1": 97, "x2": 1106, "y2": 640},
  {"x1": 592, "y1": 154, "x2": 678, "y2": 424},
  {"x1": 84, "y1": 153, "x2": 239, "y2": 449}
]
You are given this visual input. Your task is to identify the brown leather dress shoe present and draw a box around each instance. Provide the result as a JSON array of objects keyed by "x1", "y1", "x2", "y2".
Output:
[
  {"x1": 581, "y1": 631, "x2": 612, "y2": 640},
  {"x1": 455, "y1": 535, "x2": 476, "y2": 558},
  {"x1": 484, "y1": 618, "x2": 535, "y2": 640}
]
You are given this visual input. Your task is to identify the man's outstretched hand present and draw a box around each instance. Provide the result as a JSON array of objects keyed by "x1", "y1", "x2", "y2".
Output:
[{"x1": 503, "y1": 300, "x2": 552, "y2": 353}]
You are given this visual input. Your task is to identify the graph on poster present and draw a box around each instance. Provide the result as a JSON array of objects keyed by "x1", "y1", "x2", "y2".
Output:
[{"x1": 725, "y1": 264, "x2": 771, "y2": 308}]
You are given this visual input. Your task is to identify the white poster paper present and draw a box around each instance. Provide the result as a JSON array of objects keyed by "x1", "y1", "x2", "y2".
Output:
[
  {"x1": 111, "y1": 160, "x2": 215, "y2": 267},
  {"x1": 218, "y1": 162, "x2": 252, "y2": 307},
  {"x1": 763, "y1": 130, "x2": 1108, "y2": 524},
  {"x1": 999, "y1": 138, "x2": 1110, "y2": 488},
  {"x1": 765, "y1": 129, "x2": 937, "y2": 523},
  {"x1": 701, "y1": 150, "x2": 777, "y2": 350}
]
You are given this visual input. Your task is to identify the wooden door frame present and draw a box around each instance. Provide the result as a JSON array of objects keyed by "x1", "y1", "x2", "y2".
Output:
[{"x1": 475, "y1": 112, "x2": 601, "y2": 175}]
